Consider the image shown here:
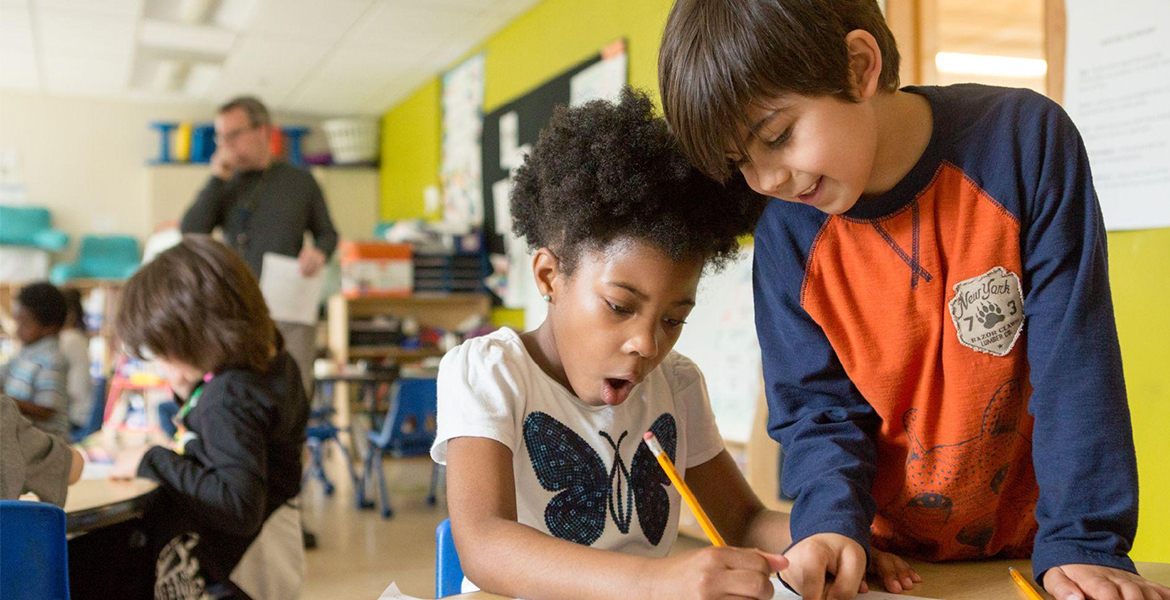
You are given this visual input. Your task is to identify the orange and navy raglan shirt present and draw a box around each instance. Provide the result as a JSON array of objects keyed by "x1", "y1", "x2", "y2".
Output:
[{"x1": 754, "y1": 84, "x2": 1138, "y2": 581}]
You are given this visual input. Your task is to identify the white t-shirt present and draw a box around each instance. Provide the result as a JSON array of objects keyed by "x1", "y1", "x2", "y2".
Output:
[{"x1": 432, "y1": 327, "x2": 725, "y2": 562}]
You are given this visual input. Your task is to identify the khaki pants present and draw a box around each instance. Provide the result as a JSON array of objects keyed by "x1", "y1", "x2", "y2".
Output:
[{"x1": 275, "y1": 320, "x2": 315, "y2": 397}]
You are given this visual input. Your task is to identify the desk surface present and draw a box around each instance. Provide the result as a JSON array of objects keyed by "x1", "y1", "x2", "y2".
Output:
[
  {"x1": 64, "y1": 477, "x2": 158, "y2": 536},
  {"x1": 452, "y1": 559, "x2": 1170, "y2": 600}
]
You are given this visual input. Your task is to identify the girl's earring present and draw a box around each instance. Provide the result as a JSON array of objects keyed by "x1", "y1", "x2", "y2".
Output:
[{"x1": 542, "y1": 294, "x2": 552, "y2": 303}]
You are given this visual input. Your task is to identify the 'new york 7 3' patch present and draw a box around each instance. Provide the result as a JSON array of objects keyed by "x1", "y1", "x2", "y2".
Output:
[{"x1": 948, "y1": 266, "x2": 1025, "y2": 357}]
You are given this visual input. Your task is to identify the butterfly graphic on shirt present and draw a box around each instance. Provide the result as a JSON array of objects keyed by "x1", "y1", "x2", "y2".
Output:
[{"x1": 523, "y1": 411, "x2": 677, "y2": 547}]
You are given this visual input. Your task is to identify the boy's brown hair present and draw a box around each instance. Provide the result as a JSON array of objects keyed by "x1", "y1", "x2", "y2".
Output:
[
  {"x1": 115, "y1": 234, "x2": 276, "y2": 373},
  {"x1": 658, "y1": 0, "x2": 901, "y2": 181}
]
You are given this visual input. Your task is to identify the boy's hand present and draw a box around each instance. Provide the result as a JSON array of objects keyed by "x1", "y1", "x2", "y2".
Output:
[
  {"x1": 868, "y1": 547, "x2": 922, "y2": 593},
  {"x1": 1044, "y1": 564, "x2": 1170, "y2": 600},
  {"x1": 650, "y1": 546, "x2": 788, "y2": 600},
  {"x1": 780, "y1": 533, "x2": 867, "y2": 600}
]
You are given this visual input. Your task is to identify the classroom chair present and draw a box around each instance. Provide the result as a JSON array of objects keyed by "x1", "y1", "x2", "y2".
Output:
[
  {"x1": 0, "y1": 205, "x2": 69, "y2": 251},
  {"x1": 0, "y1": 500, "x2": 71, "y2": 600},
  {"x1": 359, "y1": 377, "x2": 440, "y2": 518},
  {"x1": 50, "y1": 235, "x2": 140, "y2": 284},
  {"x1": 435, "y1": 518, "x2": 464, "y2": 599},
  {"x1": 303, "y1": 408, "x2": 360, "y2": 500},
  {"x1": 70, "y1": 376, "x2": 108, "y2": 444}
]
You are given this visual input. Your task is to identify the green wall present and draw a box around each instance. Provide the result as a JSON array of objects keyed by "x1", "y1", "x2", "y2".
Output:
[{"x1": 377, "y1": 0, "x2": 1170, "y2": 562}]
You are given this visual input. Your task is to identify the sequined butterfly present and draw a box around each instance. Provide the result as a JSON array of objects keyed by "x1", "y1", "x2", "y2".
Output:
[{"x1": 522, "y1": 411, "x2": 677, "y2": 547}]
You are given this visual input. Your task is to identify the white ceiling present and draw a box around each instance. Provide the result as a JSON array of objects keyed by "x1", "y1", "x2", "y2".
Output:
[{"x1": 0, "y1": 0, "x2": 541, "y2": 115}]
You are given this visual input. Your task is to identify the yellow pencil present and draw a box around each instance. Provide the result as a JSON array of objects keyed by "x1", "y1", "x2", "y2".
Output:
[
  {"x1": 1008, "y1": 567, "x2": 1045, "y2": 600},
  {"x1": 643, "y1": 432, "x2": 727, "y2": 547}
]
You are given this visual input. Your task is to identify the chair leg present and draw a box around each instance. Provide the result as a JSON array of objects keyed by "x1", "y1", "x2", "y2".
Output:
[
  {"x1": 311, "y1": 439, "x2": 334, "y2": 496},
  {"x1": 357, "y1": 444, "x2": 375, "y2": 510},
  {"x1": 335, "y1": 438, "x2": 360, "y2": 486},
  {"x1": 375, "y1": 449, "x2": 393, "y2": 519},
  {"x1": 427, "y1": 462, "x2": 443, "y2": 506}
]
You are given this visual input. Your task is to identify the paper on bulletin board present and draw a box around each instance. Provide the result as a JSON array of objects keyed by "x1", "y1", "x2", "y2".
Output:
[
  {"x1": 1063, "y1": 0, "x2": 1170, "y2": 231},
  {"x1": 569, "y1": 39, "x2": 628, "y2": 107},
  {"x1": 440, "y1": 53, "x2": 486, "y2": 227},
  {"x1": 672, "y1": 247, "x2": 761, "y2": 443}
]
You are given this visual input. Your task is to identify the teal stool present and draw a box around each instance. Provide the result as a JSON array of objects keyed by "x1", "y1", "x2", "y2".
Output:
[
  {"x1": 50, "y1": 235, "x2": 140, "y2": 284},
  {"x1": 0, "y1": 206, "x2": 69, "y2": 251}
]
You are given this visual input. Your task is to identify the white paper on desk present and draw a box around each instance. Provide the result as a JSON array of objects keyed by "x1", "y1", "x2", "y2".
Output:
[
  {"x1": 259, "y1": 252, "x2": 325, "y2": 325},
  {"x1": 770, "y1": 576, "x2": 939, "y2": 600},
  {"x1": 376, "y1": 582, "x2": 429, "y2": 600}
]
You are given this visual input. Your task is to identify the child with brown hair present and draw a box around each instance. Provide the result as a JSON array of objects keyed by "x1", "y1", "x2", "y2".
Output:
[
  {"x1": 106, "y1": 234, "x2": 308, "y2": 600},
  {"x1": 658, "y1": 1, "x2": 1165, "y2": 599}
]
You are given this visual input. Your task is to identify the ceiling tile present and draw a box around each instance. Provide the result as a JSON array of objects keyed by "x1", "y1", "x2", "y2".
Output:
[
  {"x1": 34, "y1": 0, "x2": 142, "y2": 19},
  {"x1": 37, "y1": 12, "x2": 135, "y2": 57},
  {"x1": 42, "y1": 54, "x2": 129, "y2": 93},
  {"x1": 0, "y1": 50, "x2": 39, "y2": 89},
  {"x1": 245, "y1": 0, "x2": 373, "y2": 42},
  {"x1": 345, "y1": 1, "x2": 475, "y2": 52},
  {"x1": 209, "y1": 35, "x2": 331, "y2": 105}
]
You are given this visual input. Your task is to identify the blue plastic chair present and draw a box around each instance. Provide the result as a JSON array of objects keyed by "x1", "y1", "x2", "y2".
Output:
[
  {"x1": 70, "y1": 376, "x2": 108, "y2": 444},
  {"x1": 0, "y1": 206, "x2": 69, "y2": 251},
  {"x1": 0, "y1": 500, "x2": 71, "y2": 600},
  {"x1": 360, "y1": 377, "x2": 439, "y2": 518},
  {"x1": 303, "y1": 379, "x2": 359, "y2": 500},
  {"x1": 50, "y1": 235, "x2": 140, "y2": 284},
  {"x1": 435, "y1": 518, "x2": 464, "y2": 598}
]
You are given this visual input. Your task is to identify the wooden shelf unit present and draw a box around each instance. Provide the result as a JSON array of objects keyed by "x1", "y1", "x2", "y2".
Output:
[{"x1": 325, "y1": 292, "x2": 491, "y2": 426}]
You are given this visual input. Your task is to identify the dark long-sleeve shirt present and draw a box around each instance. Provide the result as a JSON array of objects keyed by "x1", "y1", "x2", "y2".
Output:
[
  {"x1": 137, "y1": 350, "x2": 309, "y2": 585},
  {"x1": 755, "y1": 84, "x2": 1137, "y2": 582},
  {"x1": 181, "y1": 161, "x2": 339, "y2": 278}
]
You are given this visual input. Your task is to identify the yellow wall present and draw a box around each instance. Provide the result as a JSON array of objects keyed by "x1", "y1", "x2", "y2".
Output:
[
  {"x1": 378, "y1": 0, "x2": 673, "y2": 220},
  {"x1": 379, "y1": 79, "x2": 441, "y2": 221},
  {"x1": 378, "y1": 0, "x2": 1170, "y2": 562},
  {"x1": 1106, "y1": 229, "x2": 1170, "y2": 562}
]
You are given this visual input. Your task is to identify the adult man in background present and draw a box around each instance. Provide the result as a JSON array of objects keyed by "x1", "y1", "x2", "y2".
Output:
[{"x1": 181, "y1": 96, "x2": 337, "y2": 395}]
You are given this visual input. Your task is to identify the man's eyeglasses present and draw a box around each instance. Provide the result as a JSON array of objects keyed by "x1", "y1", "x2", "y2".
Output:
[{"x1": 215, "y1": 124, "x2": 258, "y2": 145}]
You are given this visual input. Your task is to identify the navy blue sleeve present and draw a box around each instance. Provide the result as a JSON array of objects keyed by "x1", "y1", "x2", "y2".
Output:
[
  {"x1": 1020, "y1": 100, "x2": 1138, "y2": 581},
  {"x1": 754, "y1": 205, "x2": 882, "y2": 552}
]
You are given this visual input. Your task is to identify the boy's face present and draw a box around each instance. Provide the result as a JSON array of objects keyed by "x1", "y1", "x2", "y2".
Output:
[
  {"x1": 731, "y1": 93, "x2": 879, "y2": 215},
  {"x1": 545, "y1": 239, "x2": 702, "y2": 407},
  {"x1": 13, "y1": 303, "x2": 58, "y2": 345}
]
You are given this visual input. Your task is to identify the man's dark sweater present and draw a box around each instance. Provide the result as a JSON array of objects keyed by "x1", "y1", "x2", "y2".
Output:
[{"x1": 180, "y1": 161, "x2": 338, "y2": 277}]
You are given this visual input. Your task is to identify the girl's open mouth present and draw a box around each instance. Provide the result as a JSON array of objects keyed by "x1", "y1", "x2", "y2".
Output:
[{"x1": 602, "y1": 378, "x2": 635, "y2": 405}]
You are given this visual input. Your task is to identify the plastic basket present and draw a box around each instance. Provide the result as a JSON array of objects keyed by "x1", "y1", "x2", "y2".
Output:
[{"x1": 323, "y1": 118, "x2": 379, "y2": 164}]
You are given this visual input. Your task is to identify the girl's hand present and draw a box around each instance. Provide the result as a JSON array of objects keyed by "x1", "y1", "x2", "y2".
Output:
[
  {"x1": 1044, "y1": 563, "x2": 1170, "y2": 600},
  {"x1": 649, "y1": 546, "x2": 787, "y2": 600},
  {"x1": 109, "y1": 445, "x2": 156, "y2": 480},
  {"x1": 868, "y1": 548, "x2": 922, "y2": 593}
]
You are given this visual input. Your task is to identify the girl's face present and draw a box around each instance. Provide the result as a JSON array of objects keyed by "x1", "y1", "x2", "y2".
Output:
[
  {"x1": 536, "y1": 238, "x2": 703, "y2": 407},
  {"x1": 156, "y1": 358, "x2": 205, "y2": 398}
]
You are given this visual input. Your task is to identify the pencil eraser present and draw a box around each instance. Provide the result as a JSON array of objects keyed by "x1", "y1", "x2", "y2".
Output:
[{"x1": 643, "y1": 432, "x2": 654, "y2": 441}]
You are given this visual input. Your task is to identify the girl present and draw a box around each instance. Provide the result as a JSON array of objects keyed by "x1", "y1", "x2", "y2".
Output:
[
  {"x1": 432, "y1": 88, "x2": 918, "y2": 600},
  {"x1": 108, "y1": 234, "x2": 308, "y2": 600}
]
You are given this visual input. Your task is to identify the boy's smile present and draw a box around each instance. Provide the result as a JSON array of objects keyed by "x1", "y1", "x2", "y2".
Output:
[
  {"x1": 524, "y1": 239, "x2": 702, "y2": 407},
  {"x1": 726, "y1": 31, "x2": 933, "y2": 216}
]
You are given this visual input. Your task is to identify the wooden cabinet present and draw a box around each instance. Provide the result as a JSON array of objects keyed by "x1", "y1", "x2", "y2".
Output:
[{"x1": 325, "y1": 293, "x2": 491, "y2": 426}]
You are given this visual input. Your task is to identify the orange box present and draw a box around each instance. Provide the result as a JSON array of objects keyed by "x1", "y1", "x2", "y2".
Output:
[{"x1": 338, "y1": 241, "x2": 413, "y2": 298}]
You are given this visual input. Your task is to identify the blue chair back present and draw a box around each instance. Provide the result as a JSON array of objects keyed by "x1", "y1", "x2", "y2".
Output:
[
  {"x1": 0, "y1": 500, "x2": 71, "y2": 600},
  {"x1": 435, "y1": 518, "x2": 464, "y2": 598},
  {"x1": 71, "y1": 376, "x2": 108, "y2": 443},
  {"x1": 372, "y1": 377, "x2": 437, "y2": 456},
  {"x1": 0, "y1": 206, "x2": 68, "y2": 250}
]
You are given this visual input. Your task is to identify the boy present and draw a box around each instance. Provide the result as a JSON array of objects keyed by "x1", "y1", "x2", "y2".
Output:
[
  {"x1": 657, "y1": 2, "x2": 1169, "y2": 600},
  {"x1": 1, "y1": 282, "x2": 70, "y2": 437}
]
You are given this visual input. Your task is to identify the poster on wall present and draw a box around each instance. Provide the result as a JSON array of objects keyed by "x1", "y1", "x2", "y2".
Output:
[
  {"x1": 480, "y1": 40, "x2": 628, "y2": 317},
  {"x1": 1064, "y1": 0, "x2": 1170, "y2": 231},
  {"x1": 672, "y1": 247, "x2": 762, "y2": 443},
  {"x1": 440, "y1": 54, "x2": 486, "y2": 229}
]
